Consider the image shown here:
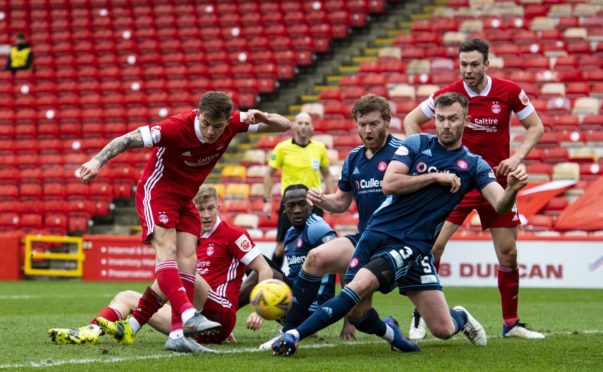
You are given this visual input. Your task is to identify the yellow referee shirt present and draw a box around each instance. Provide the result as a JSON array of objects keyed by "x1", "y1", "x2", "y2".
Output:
[{"x1": 268, "y1": 139, "x2": 329, "y2": 195}]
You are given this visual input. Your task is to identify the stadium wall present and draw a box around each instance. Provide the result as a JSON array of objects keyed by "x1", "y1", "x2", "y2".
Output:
[{"x1": 2, "y1": 235, "x2": 602, "y2": 288}]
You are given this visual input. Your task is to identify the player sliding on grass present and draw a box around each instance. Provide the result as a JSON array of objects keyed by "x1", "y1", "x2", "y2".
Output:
[
  {"x1": 272, "y1": 92, "x2": 529, "y2": 356},
  {"x1": 49, "y1": 185, "x2": 277, "y2": 353}
]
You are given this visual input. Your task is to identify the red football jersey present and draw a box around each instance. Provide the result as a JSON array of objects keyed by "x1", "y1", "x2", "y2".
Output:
[
  {"x1": 138, "y1": 110, "x2": 250, "y2": 199},
  {"x1": 196, "y1": 218, "x2": 261, "y2": 310},
  {"x1": 420, "y1": 76, "x2": 534, "y2": 168}
]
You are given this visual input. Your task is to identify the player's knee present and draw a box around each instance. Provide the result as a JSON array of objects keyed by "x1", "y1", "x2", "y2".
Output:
[
  {"x1": 428, "y1": 319, "x2": 456, "y2": 339},
  {"x1": 113, "y1": 290, "x2": 141, "y2": 309},
  {"x1": 303, "y1": 250, "x2": 324, "y2": 274},
  {"x1": 498, "y1": 244, "x2": 518, "y2": 265}
]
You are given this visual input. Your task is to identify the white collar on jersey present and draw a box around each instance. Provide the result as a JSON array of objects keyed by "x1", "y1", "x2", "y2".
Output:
[
  {"x1": 194, "y1": 115, "x2": 206, "y2": 143},
  {"x1": 463, "y1": 75, "x2": 492, "y2": 97},
  {"x1": 201, "y1": 216, "x2": 221, "y2": 238}
]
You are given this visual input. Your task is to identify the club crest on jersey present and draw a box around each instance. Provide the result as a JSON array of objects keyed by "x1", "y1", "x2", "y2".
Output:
[
  {"x1": 207, "y1": 244, "x2": 214, "y2": 256},
  {"x1": 378, "y1": 161, "x2": 387, "y2": 172},
  {"x1": 395, "y1": 145, "x2": 409, "y2": 156},
  {"x1": 151, "y1": 125, "x2": 162, "y2": 144},
  {"x1": 158, "y1": 212, "x2": 169, "y2": 224},
  {"x1": 491, "y1": 101, "x2": 501, "y2": 114},
  {"x1": 456, "y1": 160, "x2": 468, "y2": 170},
  {"x1": 519, "y1": 90, "x2": 530, "y2": 106},
  {"x1": 235, "y1": 235, "x2": 252, "y2": 251}
]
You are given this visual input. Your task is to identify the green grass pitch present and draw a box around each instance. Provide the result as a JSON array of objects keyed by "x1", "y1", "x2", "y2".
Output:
[{"x1": 0, "y1": 281, "x2": 601, "y2": 371}]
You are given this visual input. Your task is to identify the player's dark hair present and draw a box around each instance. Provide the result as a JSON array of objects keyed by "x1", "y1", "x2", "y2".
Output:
[
  {"x1": 198, "y1": 91, "x2": 233, "y2": 120},
  {"x1": 283, "y1": 184, "x2": 309, "y2": 201},
  {"x1": 351, "y1": 94, "x2": 391, "y2": 122},
  {"x1": 459, "y1": 38, "x2": 489, "y2": 62},
  {"x1": 434, "y1": 92, "x2": 468, "y2": 116}
]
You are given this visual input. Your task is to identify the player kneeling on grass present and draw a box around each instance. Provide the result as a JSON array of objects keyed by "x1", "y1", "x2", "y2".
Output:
[
  {"x1": 49, "y1": 185, "x2": 277, "y2": 353},
  {"x1": 271, "y1": 92, "x2": 529, "y2": 356}
]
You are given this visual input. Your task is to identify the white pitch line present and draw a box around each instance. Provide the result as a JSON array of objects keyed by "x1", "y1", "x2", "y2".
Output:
[
  {"x1": 2, "y1": 330, "x2": 602, "y2": 369},
  {"x1": 0, "y1": 294, "x2": 117, "y2": 300}
]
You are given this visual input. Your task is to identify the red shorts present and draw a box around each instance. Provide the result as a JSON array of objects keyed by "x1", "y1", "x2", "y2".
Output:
[
  {"x1": 135, "y1": 182, "x2": 200, "y2": 242},
  {"x1": 195, "y1": 295, "x2": 237, "y2": 344},
  {"x1": 446, "y1": 188, "x2": 521, "y2": 230}
]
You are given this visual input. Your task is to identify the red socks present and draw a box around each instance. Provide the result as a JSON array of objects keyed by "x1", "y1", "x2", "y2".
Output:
[
  {"x1": 498, "y1": 265, "x2": 519, "y2": 327},
  {"x1": 169, "y1": 272, "x2": 196, "y2": 332},
  {"x1": 155, "y1": 261, "x2": 194, "y2": 317},
  {"x1": 91, "y1": 306, "x2": 121, "y2": 326},
  {"x1": 131, "y1": 286, "x2": 165, "y2": 327}
]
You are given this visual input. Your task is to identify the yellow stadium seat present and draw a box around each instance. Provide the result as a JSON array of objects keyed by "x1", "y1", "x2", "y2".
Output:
[
  {"x1": 225, "y1": 183, "x2": 250, "y2": 200},
  {"x1": 221, "y1": 165, "x2": 247, "y2": 183},
  {"x1": 204, "y1": 183, "x2": 225, "y2": 200}
]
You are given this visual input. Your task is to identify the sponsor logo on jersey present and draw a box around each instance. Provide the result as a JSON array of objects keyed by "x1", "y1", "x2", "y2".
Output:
[
  {"x1": 395, "y1": 145, "x2": 409, "y2": 156},
  {"x1": 415, "y1": 162, "x2": 451, "y2": 174},
  {"x1": 488, "y1": 171, "x2": 495, "y2": 178},
  {"x1": 491, "y1": 101, "x2": 501, "y2": 114},
  {"x1": 456, "y1": 160, "x2": 468, "y2": 170},
  {"x1": 353, "y1": 167, "x2": 360, "y2": 175},
  {"x1": 287, "y1": 255, "x2": 306, "y2": 266},
  {"x1": 349, "y1": 257, "x2": 359, "y2": 268},
  {"x1": 150, "y1": 125, "x2": 162, "y2": 144},
  {"x1": 207, "y1": 244, "x2": 214, "y2": 256},
  {"x1": 235, "y1": 234, "x2": 252, "y2": 251},
  {"x1": 357, "y1": 178, "x2": 383, "y2": 189},
  {"x1": 422, "y1": 149, "x2": 432, "y2": 156},
  {"x1": 378, "y1": 161, "x2": 387, "y2": 172},
  {"x1": 216, "y1": 145, "x2": 224, "y2": 150},
  {"x1": 297, "y1": 237, "x2": 303, "y2": 248},
  {"x1": 181, "y1": 151, "x2": 192, "y2": 157},
  {"x1": 467, "y1": 118, "x2": 499, "y2": 132},
  {"x1": 158, "y1": 212, "x2": 169, "y2": 224},
  {"x1": 184, "y1": 153, "x2": 222, "y2": 167}
]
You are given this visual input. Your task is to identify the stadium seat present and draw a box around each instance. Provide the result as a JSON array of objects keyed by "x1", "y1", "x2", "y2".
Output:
[
  {"x1": 224, "y1": 183, "x2": 250, "y2": 200},
  {"x1": 233, "y1": 213, "x2": 259, "y2": 230},
  {"x1": 224, "y1": 199, "x2": 251, "y2": 214},
  {"x1": 552, "y1": 162, "x2": 580, "y2": 180}
]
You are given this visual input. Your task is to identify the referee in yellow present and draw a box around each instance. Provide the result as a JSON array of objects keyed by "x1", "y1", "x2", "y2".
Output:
[{"x1": 263, "y1": 112, "x2": 335, "y2": 268}]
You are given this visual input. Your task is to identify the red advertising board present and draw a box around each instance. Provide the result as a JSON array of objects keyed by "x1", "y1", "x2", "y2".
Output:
[{"x1": 82, "y1": 235, "x2": 155, "y2": 281}]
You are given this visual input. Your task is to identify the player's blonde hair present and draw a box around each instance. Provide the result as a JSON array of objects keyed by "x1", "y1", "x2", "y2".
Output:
[{"x1": 194, "y1": 185, "x2": 218, "y2": 207}]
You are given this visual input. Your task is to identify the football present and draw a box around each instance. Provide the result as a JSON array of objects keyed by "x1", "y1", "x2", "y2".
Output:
[{"x1": 249, "y1": 279, "x2": 292, "y2": 320}]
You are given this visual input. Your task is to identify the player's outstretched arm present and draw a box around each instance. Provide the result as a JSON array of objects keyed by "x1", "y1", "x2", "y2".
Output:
[
  {"x1": 403, "y1": 105, "x2": 431, "y2": 135},
  {"x1": 244, "y1": 255, "x2": 274, "y2": 331},
  {"x1": 263, "y1": 167, "x2": 277, "y2": 218},
  {"x1": 80, "y1": 129, "x2": 145, "y2": 184},
  {"x1": 247, "y1": 255, "x2": 274, "y2": 283},
  {"x1": 496, "y1": 112, "x2": 544, "y2": 177},
  {"x1": 247, "y1": 110, "x2": 291, "y2": 133},
  {"x1": 382, "y1": 160, "x2": 460, "y2": 195},
  {"x1": 307, "y1": 187, "x2": 353, "y2": 214},
  {"x1": 481, "y1": 165, "x2": 528, "y2": 214}
]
